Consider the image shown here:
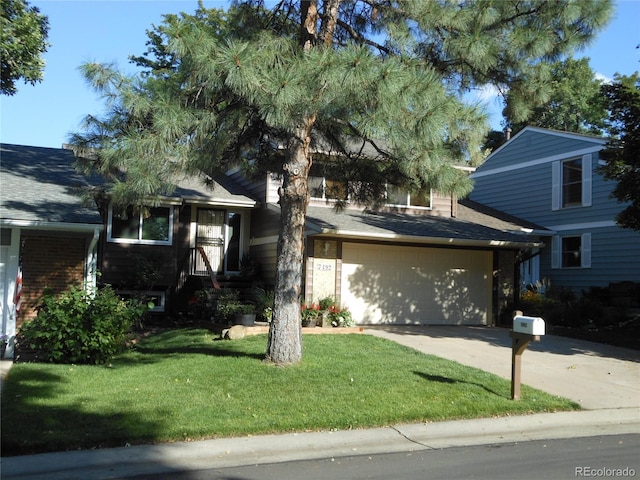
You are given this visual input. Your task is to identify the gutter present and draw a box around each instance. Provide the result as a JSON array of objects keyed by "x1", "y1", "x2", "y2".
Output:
[
  {"x1": 85, "y1": 227, "x2": 101, "y2": 290},
  {"x1": 0, "y1": 219, "x2": 104, "y2": 233},
  {"x1": 182, "y1": 197, "x2": 258, "y2": 208},
  {"x1": 310, "y1": 228, "x2": 545, "y2": 249}
]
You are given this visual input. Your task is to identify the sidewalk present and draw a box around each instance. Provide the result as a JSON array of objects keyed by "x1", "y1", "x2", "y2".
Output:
[
  {"x1": 2, "y1": 408, "x2": 638, "y2": 480},
  {"x1": 2, "y1": 326, "x2": 639, "y2": 480}
]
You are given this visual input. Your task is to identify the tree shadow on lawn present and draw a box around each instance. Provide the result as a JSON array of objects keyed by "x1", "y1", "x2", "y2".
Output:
[
  {"x1": 1, "y1": 368, "x2": 165, "y2": 456},
  {"x1": 118, "y1": 328, "x2": 265, "y2": 365},
  {"x1": 131, "y1": 343, "x2": 265, "y2": 361},
  {"x1": 413, "y1": 371, "x2": 507, "y2": 399}
]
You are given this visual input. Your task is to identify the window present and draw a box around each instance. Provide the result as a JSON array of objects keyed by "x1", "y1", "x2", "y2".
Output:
[
  {"x1": 552, "y1": 154, "x2": 592, "y2": 210},
  {"x1": 309, "y1": 164, "x2": 348, "y2": 201},
  {"x1": 386, "y1": 184, "x2": 432, "y2": 209},
  {"x1": 0, "y1": 228, "x2": 11, "y2": 246},
  {"x1": 117, "y1": 290, "x2": 166, "y2": 312},
  {"x1": 309, "y1": 176, "x2": 348, "y2": 200},
  {"x1": 551, "y1": 233, "x2": 591, "y2": 269},
  {"x1": 108, "y1": 205, "x2": 173, "y2": 245},
  {"x1": 226, "y1": 212, "x2": 242, "y2": 272},
  {"x1": 562, "y1": 159, "x2": 582, "y2": 207},
  {"x1": 561, "y1": 236, "x2": 582, "y2": 267}
]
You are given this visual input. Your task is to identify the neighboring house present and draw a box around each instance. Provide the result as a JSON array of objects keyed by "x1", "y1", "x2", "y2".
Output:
[
  {"x1": 0, "y1": 144, "x2": 104, "y2": 359},
  {"x1": 469, "y1": 126, "x2": 640, "y2": 294},
  {"x1": 0, "y1": 144, "x2": 258, "y2": 338}
]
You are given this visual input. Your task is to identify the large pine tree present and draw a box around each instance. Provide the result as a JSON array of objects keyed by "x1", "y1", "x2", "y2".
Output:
[{"x1": 71, "y1": 0, "x2": 612, "y2": 365}]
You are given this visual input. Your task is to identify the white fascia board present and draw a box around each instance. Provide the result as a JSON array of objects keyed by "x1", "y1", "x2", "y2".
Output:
[
  {"x1": 546, "y1": 220, "x2": 618, "y2": 231},
  {"x1": 471, "y1": 145, "x2": 603, "y2": 179},
  {"x1": 0, "y1": 219, "x2": 104, "y2": 232},
  {"x1": 183, "y1": 197, "x2": 257, "y2": 208},
  {"x1": 519, "y1": 228, "x2": 556, "y2": 236},
  {"x1": 312, "y1": 228, "x2": 544, "y2": 249}
]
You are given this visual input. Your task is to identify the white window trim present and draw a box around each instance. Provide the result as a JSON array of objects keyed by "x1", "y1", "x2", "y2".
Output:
[
  {"x1": 581, "y1": 154, "x2": 592, "y2": 207},
  {"x1": 107, "y1": 204, "x2": 174, "y2": 246},
  {"x1": 117, "y1": 290, "x2": 166, "y2": 313}
]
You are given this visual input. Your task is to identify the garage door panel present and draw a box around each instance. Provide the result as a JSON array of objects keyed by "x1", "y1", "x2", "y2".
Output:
[{"x1": 342, "y1": 243, "x2": 491, "y2": 325}]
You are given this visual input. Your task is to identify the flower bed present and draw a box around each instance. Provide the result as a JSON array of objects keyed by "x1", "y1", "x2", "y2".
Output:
[{"x1": 301, "y1": 297, "x2": 355, "y2": 328}]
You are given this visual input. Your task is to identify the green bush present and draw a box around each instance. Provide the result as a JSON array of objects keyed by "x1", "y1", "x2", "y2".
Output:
[
  {"x1": 512, "y1": 285, "x2": 631, "y2": 330},
  {"x1": 18, "y1": 286, "x2": 147, "y2": 364}
]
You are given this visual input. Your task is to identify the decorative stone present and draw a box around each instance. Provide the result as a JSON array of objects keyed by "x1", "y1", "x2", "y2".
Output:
[{"x1": 221, "y1": 325, "x2": 247, "y2": 340}]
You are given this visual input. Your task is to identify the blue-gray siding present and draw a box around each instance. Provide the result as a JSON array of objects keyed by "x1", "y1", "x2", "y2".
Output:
[
  {"x1": 538, "y1": 226, "x2": 640, "y2": 292},
  {"x1": 471, "y1": 127, "x2": 639, "y2": 293}
]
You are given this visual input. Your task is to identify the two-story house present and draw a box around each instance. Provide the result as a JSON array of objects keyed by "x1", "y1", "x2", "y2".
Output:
[
  {"x1": 469, "y1": 126, "x2": 640, "y2": 295},
  {"x1": 237, "y1": 161, "x2": 544, "y2": 326}
]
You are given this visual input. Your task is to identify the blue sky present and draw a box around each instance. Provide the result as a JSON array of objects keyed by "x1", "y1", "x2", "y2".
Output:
[{"x1": 1, "y1": 0, "x2": 639, "y2": 149}]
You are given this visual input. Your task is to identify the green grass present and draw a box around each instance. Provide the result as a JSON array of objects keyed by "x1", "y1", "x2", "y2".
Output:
[{"x1": 1, "y1": 329, "x2": 579, "y2": 455}]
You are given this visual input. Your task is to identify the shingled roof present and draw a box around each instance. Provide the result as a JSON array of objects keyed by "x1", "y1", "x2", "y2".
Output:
[
  {"x1": 305, "y1": 201, "x2": 546, "y2": 248},
  {"x1": 0, "y1": 144, "x2": 257, "y2": 228},
  {"x1": 0, "y1": 144, "x2": 103, "y2": 228}
]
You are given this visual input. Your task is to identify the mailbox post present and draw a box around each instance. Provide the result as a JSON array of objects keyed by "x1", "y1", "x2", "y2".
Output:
[{"x1": 510, "y1": 311, "x2": 545, "y2": 400}]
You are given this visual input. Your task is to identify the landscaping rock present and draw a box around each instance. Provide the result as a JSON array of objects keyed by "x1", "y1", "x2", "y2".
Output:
[{"x1": 221, "y1": 325, "x2": 247, "y2": 340}]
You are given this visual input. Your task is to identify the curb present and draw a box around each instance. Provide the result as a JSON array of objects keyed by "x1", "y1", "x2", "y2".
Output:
[{"x1": 2, "y1": 408, "x2": 638, "y2": 480}]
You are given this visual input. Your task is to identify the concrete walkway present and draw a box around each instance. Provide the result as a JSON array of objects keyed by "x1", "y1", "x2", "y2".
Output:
[{"x1": 2, "y1": 326, "x2": 639, "y2": 480}]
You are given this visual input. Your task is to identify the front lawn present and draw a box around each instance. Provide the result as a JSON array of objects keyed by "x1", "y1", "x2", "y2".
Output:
[{"x1": 1, "y1": 329, "x2": 579, "y2": 455}]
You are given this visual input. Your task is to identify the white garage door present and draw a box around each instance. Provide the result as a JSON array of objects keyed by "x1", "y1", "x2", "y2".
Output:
[{"x1": 341, "y1": 243, "x2": 492, "y2": 325}]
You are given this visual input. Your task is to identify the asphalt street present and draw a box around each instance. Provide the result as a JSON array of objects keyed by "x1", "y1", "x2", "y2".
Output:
[{"x1": 116, "y1": 434, "x2": 640, "y2": 480}]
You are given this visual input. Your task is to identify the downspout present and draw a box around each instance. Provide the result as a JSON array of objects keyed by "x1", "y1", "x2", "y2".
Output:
[{"x1": 85, "y1": 227, "x2": 100, "y2": 292}]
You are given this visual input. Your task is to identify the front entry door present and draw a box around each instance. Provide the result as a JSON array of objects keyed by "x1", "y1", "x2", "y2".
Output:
[{"x1": 196, "y1": 209, "x2": 225, "y2": 273}]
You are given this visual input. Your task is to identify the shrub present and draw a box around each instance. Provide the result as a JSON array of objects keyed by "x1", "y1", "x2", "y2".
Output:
[
  {"x1": 512, "y1": 284, "x2": 632, "y2": 330},
  {"x1": 18, "y1": 285, "x2": 146, "y2": 364},
  {"x1": 255, "y1": 288, "x2": 274, "y2": 322},
  {"x1": 187, "y1": 289, "x2": 216, "y2": 321}
]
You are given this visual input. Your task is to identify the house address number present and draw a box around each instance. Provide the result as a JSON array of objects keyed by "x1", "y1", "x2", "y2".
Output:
[{"x1": 316, "y1": 263, "x2": 333, "y2": 271}]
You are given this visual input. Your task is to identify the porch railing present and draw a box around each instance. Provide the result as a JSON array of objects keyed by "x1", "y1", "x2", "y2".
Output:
[{"x1": 176, "y1": 247, "x2": 221, "y2": 292}]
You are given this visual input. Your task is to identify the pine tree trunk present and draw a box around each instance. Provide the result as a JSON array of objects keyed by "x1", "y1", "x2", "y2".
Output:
[
  {"x1": 265, "y1": 120, "x2": 315, "y2": 365},
  {"x1": 265, "y1": 0, "x2": 339, "y2": 365}
]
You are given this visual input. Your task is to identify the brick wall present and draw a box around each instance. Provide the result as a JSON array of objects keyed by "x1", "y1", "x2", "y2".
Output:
[{"x1": 17, "y1": 234, "x2": 87, "y2": 328}]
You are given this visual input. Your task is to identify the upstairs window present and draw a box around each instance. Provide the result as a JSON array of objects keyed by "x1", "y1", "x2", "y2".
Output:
[
  {"x1": 108, "y1": 205, "x2": 173, "y2": 245},
  {"x1": 386, "y1": 184, "x2": 432, "y2": 209},
  {"x1": 562, "y1": 158, "x2": 582, "y2": 207},
  {"x1": 309, "y1": 165, "x2": 348, "y2": 201},
  {"x1": 552, "y1": 154, "x2": 592, "y2": 210},
  {"x1": 307, "y1": 163, "x2": 431, "y2": 209}
]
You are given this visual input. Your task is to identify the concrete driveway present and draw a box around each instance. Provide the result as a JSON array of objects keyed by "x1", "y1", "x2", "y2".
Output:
[{"x1": 365, "y1": 325, "x2": 640, "y2": 410}]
